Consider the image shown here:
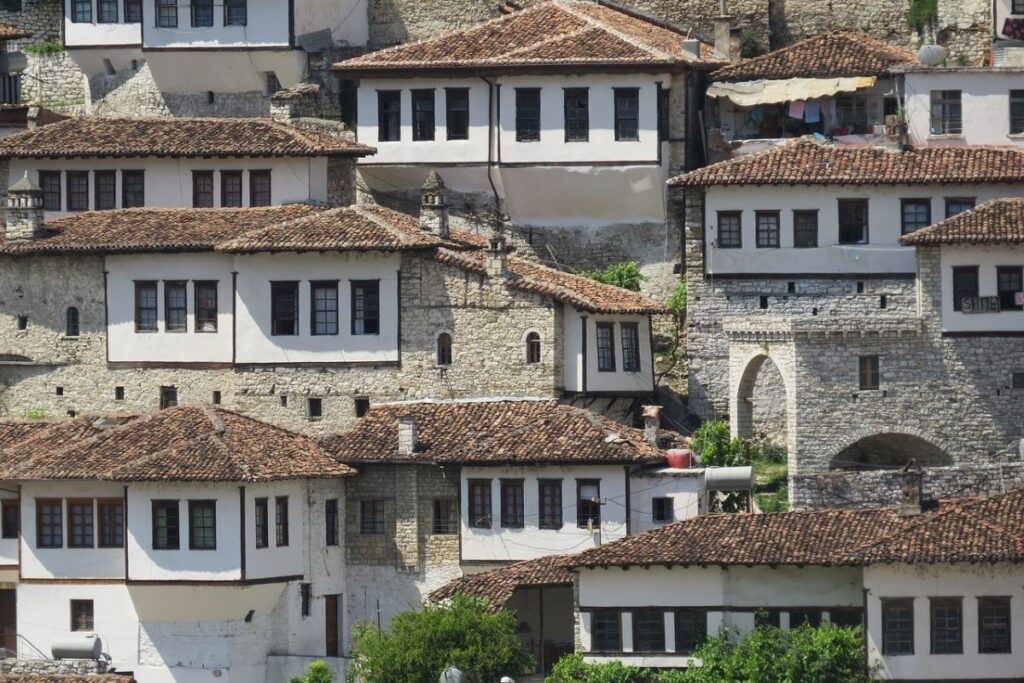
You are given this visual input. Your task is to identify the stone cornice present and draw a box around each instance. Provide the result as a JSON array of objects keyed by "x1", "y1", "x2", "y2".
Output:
[{"x1": 723, "y1": 316, "x2": 924, "y2": 342}]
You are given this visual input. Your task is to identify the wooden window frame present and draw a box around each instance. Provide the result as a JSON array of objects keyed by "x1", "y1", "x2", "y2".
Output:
[
  {"x1": 793, "y1": 209, "x2": 818, "y2": 248},
  {"x1": 67, "y1": 499, "x2": 95, "y2": 549},
  {"x1": 675, "y1": 609, "x2": 708, "y2": 655},
  {"x1": 525, "y1": 331, "x2": 541, "y2": 364},
  {"x1": 997, "y1": 266, "x2": 1023, "y2": 311},
  {"x1": 70, "y1": 599, "x2": 94, "y2": 632},
  {"x1": 159, "y1": 385, "x2": 178, "y2": 409},
  {"x1": 350, "y1": 280, "x2": 380, "y2": 336},
  {"x1": 436, "y1": 331, "x2": 453, "y2": 366},
  {"x1": 858, "y1": 355, "x2": 880, "y2": 391},
  {"x1": 930, "y1": 90, "x2": 963, "y2": 135},
  {"x1": 254, "y1": 497, "x2": 269, "y2": 549},
  {"x1": 310, "y1": 280, "x2": 339, "y2": 336},
  {"x1": 499, "y1": 479, "x2": 525, "y2": 529},
  {"x1": 187, "y1": 499, "x2": 217, "y2": 551},
  {"x1": 952, "y1": 265, "x2": 979, "y2": 312},
  {"x1": 151, "y1": 499, "x2": 180, "y2": 550},
  {"x1": 66, "y1": 171, "x2": 89, "y2": 212},
  {"x1": 589, "y1": 609, "x2": 622, "y2": 653},
  {"x1": 163, "y1": 280, "x2": 188, "y2": 333},
  {"x1": 651, "y1": 496, "x2": 673, "y2": 524},
  {"x1": 97, "y1": 498, "x2": 124, "y2": 549},
  {"x1": 1, "y1": 500, "x2": 18, "y2": 540},
  {"x1": 978, "y1": 596, "x2": 1012, "y2": 654},
  {"x1": 944, "y1": 197, "x2": 976, "y2": 218},
  {"x1": 156, "y1": 0, "x2": 178, "y2": 27},
  {"x1": 445, "y1": 87, "x2": 470, "y2": 141},
  {"x1": 94, "y1": 170, "x2": 116, "y2": 211},
  {"x1": 576, "y1": 479, "x2": 601, "y2": 529},
  {"x1": 220, "y1": 170, "x2": 243, "y2": 207},
  {"x1": 467, "y1": 479, "x2": 492, "y2": 529},
  {"x1": 377, "y1": 90, "x2": 401, "y2": 142},
  {"x1": 613, "y1": 87, "x2": 640, "y2": 142},
  {"x1": 249, "y1": 169, "x2": 271, "y2": 207},
  {"x1": 191, "y1": 0, "x2": 213, "y2": 26},
  {"x1": 515, "y1": 88, "x2": 541, "y2": 142},
  {"x1": 325, "y1": 498, "x2": 339, "y2": 546},
  {"x1": 223, "y1": 0, "x2": 246, "y2": 26},
  {"x1": 930, "y1": 597, "x2": 964, "y2": 655},
  {"x1": 754, "y1": 210, "x2": 780, "y2": 248},
  {"x1": 900, "y1": 198, "x2": 932, "y2": 235},
  {"x1": 194, "y1": 281, "x2": 218, "y2": 333},
  {"x1": 36, "y1": 499, "x2": 62, "y2": 548},
  {"x1": 620, "y1": 322, "x2": 641, "y2": 373},
  {"x1": 538, "y1": 479, "x2": 562, "y2": 530},
  {"x1": 121, "y1": 169, "x2": 144, "y2": 208},
  {"x1": 124, "y1": 0, "x2": 142, "y2": 23},
  {"x1": 411, "y1": 89, "x2": 436, "y2": 142},
  {"x1": 432, "y1": 498, "x2": 458, "y2": 535},
  {"x1": 191, "y1": 170, "x2": 214, "y2": 208},
  {"x1": 595, "y1": 322, "x2": 616, "y2": 372},
  {"x1": 359, "y1": 499, "x2": 385, "y2": 535},
  {"x1": 275, "y1": 496, "x2": 289, "y2": 547},
  {"x1": 882, "y1": 598, "x2": 915, "y2": 656},
  {"x1": 837, "y1": 198, "x2": 869, "y2": 245},
  {"x1": 270, "y1": 281, "x2": 299, "y2": 336},
  {"x1": 65, "y1": 307, "x2": 80, "y2": 338},
  {"x1": 39, "y1": 170, "x2": 61, "y2": 211},
  {"x1": 717, "y1": 210, "x2": 742, "y2": 248},
  {"x1": 632, "y1": 609, "x2": 666, "y2": 653},
  {"x1": 563, "y1": 87, "x2": 590, "y2": 143}
]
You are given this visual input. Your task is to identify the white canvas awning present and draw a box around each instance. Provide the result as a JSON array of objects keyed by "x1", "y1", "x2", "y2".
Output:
[{"x1": 707, "y1": 76, "x2": 877, "y2": 106}]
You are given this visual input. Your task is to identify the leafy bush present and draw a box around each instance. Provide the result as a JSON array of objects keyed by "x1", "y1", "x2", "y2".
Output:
[
  {"x1": 739, "y1": 29, "x2": 766, "y2": 58},
  {"x1": 667, "y1": 282, "x2": 687, "y2": 322},
  {"x1": 546, "y1": 653, "x2": 687, "y2": 683},
  {"x1": 23, "y1": 40, "x2": 64, "y2": 56},
  {"x1": 582, "y1": 262, "x2": 647, "y2": 292},
  {"x1": 691, "y1": 420, "x2": 746, "y2": 467},
  {"x1": 348, "y1": 594, "x2": 534, "y2": 683},
  {"x1": 289, "y1": 660, "x2": 333, "y2": 683},
  {"x1": 907, "y1": 0, "x2": 938, "y2": 32}
]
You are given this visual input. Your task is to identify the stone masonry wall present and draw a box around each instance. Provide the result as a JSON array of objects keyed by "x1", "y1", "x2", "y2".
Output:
[
  {"x1": 21, "y1": 51, "x2": 87, "y2": 114},
  {"x1": 0, "y1": 0, "x2": 61, "y2": 44}
]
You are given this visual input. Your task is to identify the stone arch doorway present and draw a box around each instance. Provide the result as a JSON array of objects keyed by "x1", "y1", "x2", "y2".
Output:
[
  {"x1": 735, "y1": 354, "x2": 789, "y2": 445},
  {"x1": 829, "y1": 433, "x2": 952, "y2": 470}
]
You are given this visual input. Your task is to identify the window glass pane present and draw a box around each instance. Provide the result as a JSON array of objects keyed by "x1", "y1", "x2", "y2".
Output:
[
  {"x1": 979, "y1": 597, "x2": 1011, "y2": 654},
  {"x1": 564, "y1": 88, "x2": 589, "y2": 142},
  {"x1": 99, "y1": 501, "x2": 124, "y2": 548},
  {"x1": 718, "y1": 211, "x2": 742, "y2": 248},
  {"x1": 945, "y1": 198, "x2": 975, "y2": 218},
  {"x1": 122, "y1": 170, "x2": 144, "y2": 208},
  {"x1": 526, "y1": 332, "x2": 541, "y2": 364},
  {"x1": 189, "y1": 501, "x2": 216, "y2": 549},
  {"x1": 68, "y1": 501, "x2": 94, "y2": 548},
  {"x1": 859, "y1": 355, "x2": 880, "y2": 390},
  {"x1": 632, "y1": 610, "x2": 665, "y2": 652},
  {"x1": 1011, "y1": 91, "x2": 1024, "y2": 135},
  {"x1": 135, "y1": 281, "x2": 158, "y2": 332},
  {"x1": 275, "y1": 496, "x2": 289, "y2": 546},
  {"x1": 755, "y1": 211, "x2": 779, "y2": 248},
  {"x1": 40, "y1": 171, "x2": 61, "y2": 211},
  {"x1": 952, "y1": 266, "x2": 979, "y2": 312},
  {"x1": 325, "y1": 499, "x2": 339, "y2": 545},
  {"x1": 436, "y1": 332, "x2": 452, "y2": 365},
  {"x1": 165, "y1": 281, "x2": 187, "y2": 332},
  {"x1": 153, "y1": 501, "x2": 179, "y2": 550},
  {"x1": 652, "y1": 497, "x2": 673, "y2": 523},
  {"x1": 412, "y1": 89, "x2": 435, "y2": 141},
  {"x1": 998, "y1": 267, "x2": 1023, "y2": 311},
  {"x1": 468, "y1": 480, "x2": 491, "y2": 528},
  {"x1": 516, "y1": 89, "x2": 541, "y2": 142},
  {"x1": 71, "y1": 0, "x2": 91, "y2": 21},
  {"x1": 67, "y1": 171, "x2": 88, "y2": 211},
  {"x1": 793, "y1": 210, "x2": 818, "y2": 247},
  {"x1": 351, "y1": 280, "x2": 380, "y2": 335},
  {"x1": 125, "y1": 0, "x2": 142, "y2": 22},
  {"x1": 359, "y1": 499, "x2": 385, "y2": 535},
  {"x1": 255, "y1": 498, "x2": 268, "y2": 548},
  {"x1": 901, "y1": 199, "x2": 931, "y2": 234},
  {"x1": 1, "y1": 501, "x2": 18, "y2": 540},
  {"x1": 271, "y1": 282, "x2": 298, "y2": 336},
  {"x1": 378, "y1": 91, "x2": 401, "y2": 142},
  {"x1": 500, "y1": 480, "x2": 524, "y2": 528},
  {"x1": 70, "y1": 600, "x2": 93, "y2": 632},
  {"x1": 250, "y1": 170, "x2": 271, "y2": 207},
  {"x1": 157, "y1": 0, "x2": 177, "y2": 28},
  {"x1": 596, "y1": 324, "x2": 615, "y2": 372},
  {"x1": 614, "y1": 88, "x2": 639, "y2": 141},
  {"x1": 931, "y1": 598, "x2": 963, "y2": 654},
  {"x1": 193, "y1": 171, "x2": 213, "y2": 208},
  {"x1": 38, "y1": 501, "x2": 62, "y2": 547},
  {"x1": 95, "y1": 171, "x2": 116, "y2": 210},
  {"x1": 195, "y1": 282, "x2": 218, "y2": 332},
  {"x1": 192, "y1": 0, "x2": 212, "y2": 26},
  {"x1": 882, "y1": 599, "x2": 914, "y2": 655},
  {"x1": 591, "y1": 610, "x2": 621, "y2": 652},
  {"x1": 221, "y1": 171, "x2": 242, "y2": 207},
  {"x1": 538, "y1": 480, "x2": 562, "y2": 530},
  {"x1": 621, "y1": 323, "x2": 640, "y2": 372},
  {"x1": 838, "y1": 199, "x2": 868, "y2": 244},
  {"x1": 930, "y1": 90, "x2": 962, "y2": 135},
  {"x1": 432, "y1": 498, "x2": 458, "y2": 534},
  {"x1": 446, "y1": 88, "x2": 469, "y2": 141},
  {"x1": 312, "y1": 282, "x2": 339, "y2": 335},
  {"x1": 577, "y1": 480, "x2": 600, "y2": 528},
  {"x1": 675, "y1": 609, "x2": 707, "y2": 654},
  {"x1": 224, "y1": 0, "x2": 246, "y2": 25}
]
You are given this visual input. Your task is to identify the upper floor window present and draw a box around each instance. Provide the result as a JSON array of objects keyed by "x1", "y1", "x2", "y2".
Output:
[
  {"x1": 411, "y1": 89, "x2": 435, "y2": 142},
  {"x1": 835, "y1": 94, "x2": 868, "y2": 133},
  {"x1": 952, "y1": 265, "x2": 979, "y2": 312},
  {"x1": 40, "y1": 171, "x2": 61, "y2": 211},
  {"x1": 577, "y1": 479, "x2": 600, "y2": 528},
  {"x1": 224, "y1": 0, "x2": 246, "y2": 26},
  {"x1": 95, "y1": 171, "x2": 116, "y2": 211},
  {"x1": 98, "y1": 499, "x2": 123, "y2": 548},
  {"x1": 67, "y1": 171, "x2": 88, "y2": 212},
  {"x1": 445, "y1": 88, "x2": 469, "y2": 141},
  {"x1": 188, "y1": 500, "x2": 216, "y2": 550},
  {"x1": 675, "y1": 609, "x2": 707, "y2": 655},
  {"x1": 377, "y1": 91, "x2": 401, "y2": 142},
  {"x1": 717, "y1": 211, "x2": 742, "y2": 248},
  {"x1": 621, "y1": 323, "x2": 640, "y2": 373},
  {"x1": 164, "y1": 280, "x2": 187, "y2": 332},
  {"x1": 1015, "y1": 0, "x2": 1024, "y2": 13},
  {"x1": 467, "y1": 479, "x2": 491, "y2": 528},
  {"x1": 122, "y1": 170, "x2": 144, "y2": 208},
  {"x1": 564, "y1": 88, "x2": 589, "y2": 142},
  {"x1": 591, "y1": 609, "x2": 621, "y2": 652},
  {"x1": 901, "y1": 199, "x2": 931, "y2": 234},
  {"x1": 945, "y1": 197, "x2": 975, "y2": 218},
  {"x1": 978, "y1": 597, "x2": 1012, "y2": 654},
  {"x1": 192, "y1": 170, "x2": 214, "y2": 208},
  {"x1": 351, "y1": 280, "x2": 380, "y2": 335},
  {"x1": 191, "y1": 0, "x2": 213, "y2": 26},
  {"x1": 275, "y1": 496, "x2": 289, "y2": 546},
  {"x1": 930, "y1": 597, "x2": 963, "y2": 654},
  {"x1": 125, "y1": 0, "x2": 142, "y2": 22},
  {"x1": 157, "y1": 0, "x2": 178, "y2": 28},
  {"x1": 135, "y1": 281, "x2": 158, "y2": 332},
  {"x1": 325, "y1": 498, "x2": 339, "y2": 545},
  {"x1": 311, "y1": 281, "x2": 339, "y2": 335},
  {"x1": 71, "y1": 0, "x2": 92, "y2": 22},
  {"x1": 436, "y1": 332, "x2": 453, "y2": 366},
  {"x1": 359, "y1": 499, "x2": 384, "y2": 534},
  {"x1": 499, "y1": 479, "x2": 524, "y2": 529},
  {"x1": 1011, "y1": 90, "x2": 1024, "y2": 135},
  {"x1": 837, "y1": 199, "x2": 868, "y2": 245},
  {"x1": 632, "y1": 610, "x2": 665, "y2": 652},
  {"x1": 249, "y1": 170, "x2": 271, "y2": 207},
  {"x1": 152, "y1": 500, "x2": 180, "y2": 550},
  {"x1": 930, "y1": 90, "x2": 962, "y2": 135},
  {"x1": 1, "y1": 500, "x2": 18, "y2": 540},
  {"x1": 595, "y1": 322, "x2": 615, "y2": 372},
  {"x1": 36, "y1": 500, "x2": 62, "y2": 548},
  {"x1": 882, "y1": 598, "x2": 914, "y2": 655},
  {"x1": 221, "y1": 171, "x2": 242, "y2": 207},
  {"x1": 270, "y1": 281, "x2": 299, "y2": 336},
  {"x1": 515, "y1": 88, "x2": 541, "y2": 142},
  {"x1": 538, "y1": 479, "x2": 562, "y2": 530},
  {"x1": 195, "y1": 281, "x2": 218, "y2": 332},
  {"x1": 793, "y1": 210, "x2": 818, "y2": 247},
  {"x1": 65, "y1": 307, "x2": 80, "y2": 338},
  {"x1": 254, "y1": 497, "x2": 269, "y2": 549},
  {"x1": 97, "y1": 0, "x2": 118, "y2": 20},
  {"x1": 432, "y1": 498, "x2": 458, "y2": 535},
  {"x1": 858, "y1": 355, "x2": 880, "y2": 391},
  {"x1": 998, "y1": 266, "x2": 1024, "y2": 311},
  {"x1": 755, "y1": 210, "x2": 780, "y2": 248},
  {"x1": 525, "y1": 331, "x2": 541, "y2": 364},
  {"x1": 68, "y1": 500, "x2": 94, "y2": 548},
  {"x1": 614, "y1": 88, "x2": 640, "y2": 141}
]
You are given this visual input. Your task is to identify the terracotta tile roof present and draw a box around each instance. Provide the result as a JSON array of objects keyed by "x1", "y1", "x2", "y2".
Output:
[
  {"x1": 0, "y1": 117, "x2": 375, "y2": 159},
  {"x1": 0, "y1": 406, "x2": 355, "y2": 482},
  {"x1": 430, "y1": 554, "x2": 575, "y2": 608},
  {"x1": 322, "y1": 399, "x2": 668, "y2": 465},
  {"x1": 570, "y1": 489, "x2": 1024, "y2": 568},
  {"x1": 0, "y1": 418, "x2": 101, "y2": 453},
  {"x1": 712, "y1": 30, "x2": 917, "y2": 82},
  {"x1": 333, "y1": 0, "x2": 722, "y2": 75},
  {"x1": 669, "y1": 138, "x2": 1024, "y2": 188},
  {"x1": 900, "y1": 198, "x2": 1024, "y2": 246},
  {"x1": 0, "y1": 23, "x2": 32, "y2": 40}
]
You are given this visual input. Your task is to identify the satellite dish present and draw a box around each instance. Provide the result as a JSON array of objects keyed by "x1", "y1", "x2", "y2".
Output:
[{"x1": 917, "y1": 44, "x2": 948, "y2": 66}]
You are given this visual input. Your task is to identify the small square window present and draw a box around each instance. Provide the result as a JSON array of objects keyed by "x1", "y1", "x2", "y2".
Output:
[
  {"x1": 1012, "y1": 372, "x2": 1024, "y2": 389},
  {"x1": 354, "y1": 397, "x2": 370, "y2": 417},
  {"x1": 55, "y1": 386, "x2": 64, "y2": 397},
  {"x1": 16, "y1": 316, "x2": 27, "y2": 330},
  {"x1": 114, "y1": 386, "x2": 125, "y2": 401},
  {"x1": 652, "y1": 497, "x2": 673, "y2": 524},
  {"x1": 70, "y1": 600, "x2": 94, "y2": 632},
  {"x1": 360, "y1": 499, "x2": 385, "y2": 535},
  {"x1": 717, "y1": 211, "x2": 742, "y2": 248},
  {"x1": 212, "y1": 390, "x2": 221, "y2": 405},
  {"x1": 307, "y1": 397, "x2": 323, "y2": 420},
  {"x1": 432, "y1": 498, "x2": 458, "y2": 534}
]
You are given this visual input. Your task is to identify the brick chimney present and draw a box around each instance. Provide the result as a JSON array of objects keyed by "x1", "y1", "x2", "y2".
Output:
[
  {"x1": 486, "y1": 233, "x2": 508, "y2": 278},
  {"x1": 713, "y1": 1, "x2": 742, "y2": 64},
  {"x1": 898, "y1": 460, "x2": 924, "y2": 516},
  {"x1": 397, "y1": 415, "x2": 418, "y2": 455},
  {"x1": 642, "y1": 405, "x2": 662, "y2": 446},
  {"x1": 5, "y1": 173, "x2": 44, "y2": 242},
  {"x1": 420, "y1": 171, "x2": 449, "y2": 239}
]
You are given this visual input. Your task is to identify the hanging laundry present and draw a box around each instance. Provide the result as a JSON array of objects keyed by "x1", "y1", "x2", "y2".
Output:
[
  {"x1": 788, "y1": 100, "x2": 805, "y2": 119},
  {"x1": 804, "y1": 100, "x2": 821, "y2": 123}
]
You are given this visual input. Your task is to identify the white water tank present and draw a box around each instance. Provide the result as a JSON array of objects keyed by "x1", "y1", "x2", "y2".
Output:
[
  {"x1": 51, "y1": 634, "x2": 101, "y2": 660},
  {"x1": 917, "y1": 44, "x2": 947, "y2": 66}
]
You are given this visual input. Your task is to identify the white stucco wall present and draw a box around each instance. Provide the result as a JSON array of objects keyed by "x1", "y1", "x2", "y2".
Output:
[
  {"x1": 460, "y1": 465, "x2": 629, "y2": 562},
  {"x1": 563, "y1": 311, "x2": 654, "y2": 394},
  {"x1": 242, "y1": 480, "x2": 305, "y2": 581},
  {"x1": 145, "y1": 50, "x2": 308, "y2": 92},
  {"x1": 142, "y1": 0, "x2": 289, "y2": 48},
  {"x1": 628, "y1": 471, "x2": 702, "y2": 534},
  {"x1": 64, "y1": 0, "x2": 142, "y2": 48},
  {"x1": 940, "y1": 244, "x2": 1024, "y2": 333},
  {"x1": 904, "y1": 70, "x2": 1024, "y2": 146},
  {"x1": 294, "y1": 0, "x2": 367, "y2": 47}
]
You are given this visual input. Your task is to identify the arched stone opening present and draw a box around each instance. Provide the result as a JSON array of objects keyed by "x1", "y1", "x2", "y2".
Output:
[
  {"x1": 829, "y1": 433, "x2": 952, "y2": 471},
  {"x1": 735, "y1": 354, "x2": 788, "y2": 445}
]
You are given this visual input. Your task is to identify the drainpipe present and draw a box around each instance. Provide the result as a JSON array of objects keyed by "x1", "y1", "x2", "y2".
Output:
[{"x1": 480, "y1": 76, "x2": 503, "y2": 216}]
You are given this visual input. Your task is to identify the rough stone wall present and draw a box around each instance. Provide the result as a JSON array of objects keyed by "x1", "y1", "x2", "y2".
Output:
[
  {"x1": 935, "y1": 0, "x2": 992, "y2": 66},
  {"x1": 0, "y1": 660, "x2": 107, "y2": 675},
  {"x1": 21, "y1": 51, "x2": 87, "y2": 114},
  {"x1": 0, "y1": 0, "x2": 61, "y2": 44},
  {"x1": 769, "y1": 0, "x2": 912, "y2": 49}
]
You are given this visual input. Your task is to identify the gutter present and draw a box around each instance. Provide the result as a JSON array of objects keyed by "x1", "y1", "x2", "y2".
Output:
[{"x1": 480, "y1": 76, "x2": 503, "y2": 215}]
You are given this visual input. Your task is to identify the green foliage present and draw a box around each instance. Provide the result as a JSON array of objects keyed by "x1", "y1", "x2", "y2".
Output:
[
  {"x1": 289, "y1": 661, "x2": 334, "y2": 683},
  {"x1": 581, "y1": 262, "x2": 646, "y2": 292},
  {"x1": 348, "y1": 594, "x2": 534, "y2": 683},
  {"x1": 691, "y1": 420, "x2": 745, "y2": 467},
  {"x1": 22, "y1": 409, "x2": 47, "y2": 420},
  {"x1": 23, "y1": 40, "x2": 64, "y2": 56},
  {"x1": 667, "y1": 282, "x2": 687, "y2": 322},
  {"x1": 739, "y1": 29, "x2": 766, "y2": 58},
  {"x1": 907, "y1": 0, "x2": 938, "y2": 32},
  {"x1": 546, "y1": 653, "x2": 687, "y2": 683}
]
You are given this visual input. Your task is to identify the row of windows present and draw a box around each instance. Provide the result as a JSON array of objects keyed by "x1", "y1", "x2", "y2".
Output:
[
  {"x1": 595, "y1": 322, "x2": 641, "y2": 373},
  {"x1": 881, "y1": 596, "x2": 1012, "y2": 656},
  {"x1": 153, "y1": 0, "x2": 247, "y2": 28},
  {"x1": 34, "y1": 498, "x2": 125, "y2": 549},
  {"x1": 134, "y1": 280, "x2": 218, "y2": 333},
  {"x1": 39, "y1": 170, "x2": 145, "y2": 212},
  {"x1": 466, "y1": 479, "x2": 599, "y2": 530},
  {"x1": 715, "y1": 197, "x2": 975, "y2": 249},
  {"x1": 930, "y1": 88, "x2": 1024, "y2": 136},
  {"x1": 69, "y1": 0, "x2": 141, "y2": 23},
  {"x1": 951, "y1": 265, "x2": 1024, "y2": 313},
  {"x1": 191, "y1": 170, "x2": 271, "y2": 208}
]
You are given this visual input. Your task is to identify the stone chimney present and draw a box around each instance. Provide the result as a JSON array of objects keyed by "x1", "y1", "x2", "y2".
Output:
[
  {"x1": 420, "y1": 171, "x2": 449, "y2": 239},
  {"x1": 397, "y1": 415, "x2": 418, "y2": 455},
  {"x1": 5, "y1": 173, "x2": 44, "y2": 242},
  {"x1": 898, "y1": 460, "x2": 924, "y2": 516},
  {"x1": 486, "y1": 233, "x2": 508, "y2": 278},
  {"x1": 681, "y1": 38, "x2": 701, "y2": 60},
  {"x1": 713, "y1": 1, "x2": 742, "y2": 64},
  {"x1": 642, "y1": 405, "x2": 662, "y2": 446}
]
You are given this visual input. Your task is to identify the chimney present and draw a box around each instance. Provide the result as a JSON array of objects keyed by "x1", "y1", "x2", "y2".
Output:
[
  {"x1": 713, "y1": 1, "x2": 742, "y2": 64},
  {"x1": 486, "y1": 233, "x2": 508, "y2": 278},
  {"x1": 897, "y1": 460, "x2": 924, "y2": 516},
  {"x1": 5, "y1": 173, "x2": 44, "y2": 242},
  {"x1": 420, "y1": 170, "x2": 449, "y2": 240},
  {"x1": 681, "y1": 38, "x2": 701, "y2": 60},
  {"x1": 642, "y1": 405, "x2": 662, "y2": 447},
  {"x1": 397, "y1": 415, "x2": 418, "y2": 455}
]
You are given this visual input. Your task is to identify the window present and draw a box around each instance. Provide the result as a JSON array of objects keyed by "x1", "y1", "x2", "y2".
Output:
[
  {"x1": 931, "y1": 598, "x2": 963, "y2": 654},
  {"x1": 756, "y1": 609, "x2": 782, "y2": 628},
  {"x1": 65, "y1": 307, "x2": 80, "y2": 338},
  {"x1": 377, "y1": 91, "x2": 401, "y2": 142},
  {"x1": 159, "y1": 385, "x2": 177, "y2": 409},
  {"x1": 945, "y1": 197, "x2": 975, "y2": 218},
  {"x1": 311, "y1": 281, "x2": 339, "y2": 335},
  {"x1": 564, "y1": 88, "x2": 589, "y2": 142},
  {"x1": 525, "y1": 331, "x2": 541, "y2": 364},
  {"x1": 591, "y1": 610, "x2": 621, "y2": 652},
  {"x1": 410, "y1": 89, "x2": 435, "y2": 141},
  {"x1": 254, "y1": 498, "x2": 269, "y2": 549},
  {"x1": 98, "y1": 499, "x2": 123, "y2": 548},
  {"x1": 595, "y1": 323, "x2": 615, "y2": 372},
  {"x1": 882, "y1": 599, "x2": 914, "y2": 655},
  {"x1": 164, "y1": 280, "x2": 187, "y2": 333},
  {"x1": 577, "y1": 479, "x2": 600, "y2": 528},
  {"x1": 789, "y1": 609, "x2": 822, "y2": 628},
  {"x1": 859, "y1": 355, "x2": 880, "y2": 391},
  {"x1": 224, "y1": 0, "x2": 246, "y2": 25},
  {"x1": 436, "y1": 332, "x2": 453, "y2": 366},
  {"x1": 632, "y1": 610, "x2": 665, "y2": 652},
  {"x1": 978, "y1": 597, "x2": 1012, "y2": 654},
  {"x1": 192, "y1": 171, "x2": 214, "y2": 208},
  {"x1": 71, "y1": 0, "x2": 91, "y2": 22},
  {"x1": 271, "y1": 282, "x2": 299, "y2": 336},
  {"x1": 500, "y1": 479, "x2": 524, "y2": 528},
  {"x1": 835, "y1": 94, "x2": 868, "y2": 132},
  {"x1": 275, "y1": 496, "x2": 289, "y2": 546},
  {"x1": 538, "y1": 479, "x2": 562, "y2": 530},
  {"x1": 359, "y1": 499, "x2": 384, "y2": 535},
  {"x1": 37, "y1": 500, "x2": 62, "y2": 547},
  {"x1": 122, "y1": 170, "x2": 144, "y2": 208},
  {"x1": 930, "y1": 90, "x2": 963, "y2": 135},
  {"x1": 432, "y1": 498, "x2": 458, "y2": 534},
  {"x1": 135, "y1": 281, "x2": 158, "y2": 332},
  {"x1": 1, "y1": 500, "x2": 17, "y2": 539},
  {"x1": 621, "y1": 323, "x2": 640, "y2": 373},
  {"x1": 952, "y1": 265, "x2": 979, "y2": 312},
  {"x1": 614, "y1": 88, "x2": 640, "y2": 141},
  {"x1": 901, "y1": 199, "x2": 931, "y2": 234},
  {"x1": 17, "y1": 316, "x2": 26, "y2": 330},
  {"x1": 220, "y1": 171, "x2": 242, "y2": 207},
  {"x1": 95, "y1": 170, "x2": 116, "y2": 210},
  {"x1": 675, "y1": 609, "x2": 707, "y2": 654},
  {"x1": 1015, "y1": 0, "x2": 1024, "y2": 13},
  {"x1": 830, "y1": 608, "x2": 864, "y2": 628},
  {"x1": 40, "y1": 171, "x2": 61, "y2": 211},
  {"x1": 515, "y1": 88, "x2": 541, "y2": 142},
  {"x1": 1012, "y1": 90, "x2": 1024, "y2": 135},
  {"x1": 125, "y1": 0, "x2": 142, "y2": 22},
  {"x1": 997, "y1": 266, "x2": 1023, "y2": 311},
  {"x1": 717, "y1": 211, "x2": 742, "y2": 248},
  {"x1": 755, "y1": 210, "x2": 780, "y2": 248},
  {"x1": 838, "y1": 199, "x2": 869, "y2": 244},
  {"x1": 192, "y1": 0, "x2": 212, "y2": 26},
  {"x1": 114, "y1": 386, "x2": 125, "y2": 400},
  {"x1": 468, "y1": 479, "x2": 491, "y2": 529},
  {"x1": 354, "y1": 397, "x2": 370, "y2": 417},
  {"x1": 307, "y1": 397, "x2": 322, "y2": 420},
  {"x1": 157, "y1": 0, "x2": 177, "y2": 28},
  {"x1": 351, "y1": 280, "x2": 380, "y2": 335},
  {"x1": 249, "y1": 170, "x2": 271, "y2": 207},
  {"x1": 445, "y1": 88, "x2": 469, "y2": 141},
  {"x1": 152, "y1": 500, "x2": 180, "y2": 550},
  {"x1": 652, "y1": 497, "x2": 673, "y2": 524},
  {"x1": 67, "y1": 171, "x2": 88, "y2": 211},
  {"x1": 657, "y1": 86, "x2": 669, "y2": 141},
  {"x1": 70, "y1": 600, "x2": 94, "y2": 632},
  {"x1": 325, "y1": 499, "x2": 339, "y2": 545},
  {"x1": 187, "y1": 500, "x2": 216, "y2": 550},
  {"x1": 68, "y1": 500, "x2": 94, "y2": 548},
  {"x1": 195, "y1": 281, "x2": 218, "y2": 332},
  {"x1": 300, "y1": 583, "x2": 311, "y2": 617}
]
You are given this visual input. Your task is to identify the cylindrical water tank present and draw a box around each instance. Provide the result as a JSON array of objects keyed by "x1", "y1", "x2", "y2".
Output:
[
  {"x1": 51, "y1": 634, "x2": 102, "y2": 660},
  {"x1": 917, "y1": 44, "x2": 948, "y2": 67},
  {"x1": 704, "y1": 466, "x2": 755, "y2": 492}
]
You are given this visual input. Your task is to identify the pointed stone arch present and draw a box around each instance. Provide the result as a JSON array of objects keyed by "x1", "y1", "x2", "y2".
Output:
[{"x1": 728, "y1": 344, "x2": 796, "y2": 455}]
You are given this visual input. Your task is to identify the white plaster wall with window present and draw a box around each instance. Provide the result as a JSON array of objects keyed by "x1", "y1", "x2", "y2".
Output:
[
  {"x1": 704, "y1": 184, "x2": 1024, "y2": 275},
  {"x1": 563, "y1": 310, "x2": 654, "y2": 394},
  {"x1": 628, "y1": 470, "x2": 702, "y2": 535},
  {"x1": 865, "y1": 563, "x2": 1024, "y2": 681},
  {"x1": 242, "y1": 480, "x2": 306, "y2": 581},
  {"x1": 903, "y1": 70, "x2": 1024, "y2": 146},
  {"x1": 64, "y1": 0, "x2": 142, "y2": 47},
  {"x1": 459, "y1": 465, "x2": 628, "y2": 562},
  {"x1": 940, "y1": 245, "x2": 1024, "y2": 333},
  {"x1": 142, "y1": 0, "x2": 289, "y2": 48}
]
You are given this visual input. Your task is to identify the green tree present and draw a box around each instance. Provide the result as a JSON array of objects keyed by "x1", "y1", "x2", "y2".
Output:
[
  {"x1": 348, "y1": 594, "x2": 534, "y2": 683},
  {"x1": 691, "y1": 420, "x2": 752, "y2": 512},
  {"x1": 289, "y1": 660, "x2": 334, "y2": 683},
  {"x1": 581, "y1": 262, "x2": 647, "y2": 292}
]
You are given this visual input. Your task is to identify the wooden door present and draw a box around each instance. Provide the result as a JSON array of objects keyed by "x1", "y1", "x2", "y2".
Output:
[
  {"x1": 325, "y1": 594, "x2": 340, "y2": 657},
  {"x1": 0, "y1": 589, "x2": 16, "y2": 656}
]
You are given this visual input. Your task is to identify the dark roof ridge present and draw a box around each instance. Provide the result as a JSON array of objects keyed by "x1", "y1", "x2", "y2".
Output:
[{"x1": 562, "y1": 0, "x2": 671, "y2": 60}]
